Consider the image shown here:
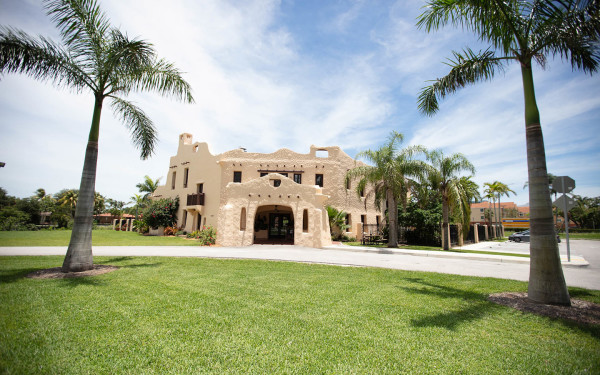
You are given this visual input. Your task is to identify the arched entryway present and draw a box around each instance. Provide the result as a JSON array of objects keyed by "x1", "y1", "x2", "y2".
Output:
[{"x1": 254, "y1": 205, "x2": 294, "y2": 245}]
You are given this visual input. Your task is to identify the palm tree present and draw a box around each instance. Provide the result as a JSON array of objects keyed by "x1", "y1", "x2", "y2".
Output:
[
  {"x1": 416, "y1": 0, "x2": 598, "y2": 305},
  {"x1": 326, "y1": 205, "x2": 350, "y2": 239},
  {"x1": 137, "y1": 175, "x2": 162, "y2": 200},
  {"x1": 483, "y1": 181, "x2": 500, "y2": 236},
  {"x1": 58, "y1": 189, "x2": 78, "y2": 218},
  {"x1": 129, "y1": 193, "x2": 146, "y2": 220},
  {"x1": 455, "y1": 175, "x2": 480, "y2": 238},
  {"x1": 426, "y1": 150, "x2": 476, "y2": 250},
  {"x1": 0, "y1": 0, "x2": 194, "y2": 272},
  {"x1": 494, "y1": 181, "x2": 516, "y2": 236},
  {"x1": 347, "y1": 132, "x2": 427, "y2": 247}
]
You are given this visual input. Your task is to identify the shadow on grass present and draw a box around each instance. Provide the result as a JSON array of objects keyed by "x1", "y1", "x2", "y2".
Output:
[
  {"x1": 0, "y1": 268, "x2": 39, "y2": 284},
  {"x1": 398, "y1": 277, "x2": 499, "y2": 330},
  {"x1": 95, "y1": 257, "x2": 162, "y2": 269}
]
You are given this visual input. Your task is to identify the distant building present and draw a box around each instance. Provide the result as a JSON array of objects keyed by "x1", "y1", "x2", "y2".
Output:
[
  {"x1": 152, "y1": 133, "x2": 382, "y2": 248},
  {"x1": 470, "y1": 201, "x2": 528, "y2": 225}
]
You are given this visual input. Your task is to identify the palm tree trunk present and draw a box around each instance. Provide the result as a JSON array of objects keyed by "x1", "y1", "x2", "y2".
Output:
[
  {"x1": 442, "y1": 194, "x2": 450, "y2": 250},
  {"x1": 62, "y1": 96, "x2": 103, "y2": 272},
  {"x1": 387, "y1": 188, "x2": 398, "y2": 247},
  {"x1": 521, "y1": 63, "x2": 570, "y2": 305},
  {"x1": 498, "y1": 195, "x2": 503, "y2": 238}
]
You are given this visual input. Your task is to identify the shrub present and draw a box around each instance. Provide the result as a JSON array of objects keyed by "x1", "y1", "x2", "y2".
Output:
[
  {"x1": 187, "y1": 226, "x2": 217, "y2": 246},
  {"x1": 163, "y1": 226, "x2": 176, "y2": 236},
  {"x1": 142, "y1": 197, "x2": 179, "y2": 229}
]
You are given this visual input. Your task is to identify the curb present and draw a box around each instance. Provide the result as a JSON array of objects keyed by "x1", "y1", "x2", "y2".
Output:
[{"x1": 323, "y1": 245, "x2": 589, "y2": 268}]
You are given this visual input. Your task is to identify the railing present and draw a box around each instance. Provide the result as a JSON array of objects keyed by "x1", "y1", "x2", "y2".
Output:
[{"x1": 187, "y1": 193, "x2": 205, "y2": 206}]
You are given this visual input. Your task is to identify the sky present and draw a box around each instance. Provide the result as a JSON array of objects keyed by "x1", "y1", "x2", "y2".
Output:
[{"x1": 1, "y1": 0, "x2": 599, "y2": 206}]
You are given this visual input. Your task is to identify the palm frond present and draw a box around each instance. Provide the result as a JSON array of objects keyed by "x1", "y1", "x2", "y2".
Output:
[
  {"x1": 417, "y1": 48, "x2": 508, "y2": 115},
  {"x1": 131, "y1": 58, "x2": 194, "y2": 103},
  {"x1": 110, "y1": 97, "x2": 157, "y2": 159},
  {"x1": 531, "y1": 0, "x2": 600, "y2": 74},
  {"x1": 0, "y1": 26, "x2": 93, "y2": 91},
  {"x1": 44, "y1": 0, "x2": 109, "y2": 62}
]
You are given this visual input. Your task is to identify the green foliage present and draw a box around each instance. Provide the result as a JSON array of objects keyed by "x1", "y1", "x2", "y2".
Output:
[
  {"x1": 187, "y1": 226, "x2": 217, "y2": 246},
  {"x1": 0, "y1": 207, "x2": 31, "y2": 231},
  {"x1": 142, "y1": 197, "x2": 179, "y2": 229},
  {"x1": 569, "y1": 195, "x2": 600, "y2": 229},
  {"x1": 399, "y1": 200, "x2": 442, "y2": 246},
  {"x1": 326, "y1": 205, "x2": 350, "y2": 240}
]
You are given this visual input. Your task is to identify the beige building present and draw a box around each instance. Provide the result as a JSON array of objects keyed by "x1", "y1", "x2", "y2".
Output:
[{"x1": 152, "y1": 133, "x2": 382, "y2": 248}]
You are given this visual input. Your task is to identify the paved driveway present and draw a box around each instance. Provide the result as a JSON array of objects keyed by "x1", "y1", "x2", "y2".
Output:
[{"x1": 2, "y1": 239, "x2": 598, "y2": 290}]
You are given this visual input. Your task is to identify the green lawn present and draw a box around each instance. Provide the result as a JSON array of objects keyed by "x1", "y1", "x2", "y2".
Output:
[
  {"x1": 0, "y1": 229, "x2": 201, "y2": 246},
  {"x1": 1, "y1": 256, "x2": 598, "y2": 374},
  {"x1": 560, "y1": 232, "x2": 600, "y2": 240}
]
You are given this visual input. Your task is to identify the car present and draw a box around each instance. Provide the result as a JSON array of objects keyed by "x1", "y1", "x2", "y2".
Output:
[{"x1": 508, "y1": 230, "x2": 561, "y2": 243}]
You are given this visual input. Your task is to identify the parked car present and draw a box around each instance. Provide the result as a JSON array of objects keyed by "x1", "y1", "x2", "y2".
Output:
[{"x1": 508, "y1": 230, "x2": 561, "y2": 243}]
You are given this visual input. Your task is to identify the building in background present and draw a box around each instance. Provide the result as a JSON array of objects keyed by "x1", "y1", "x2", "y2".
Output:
[{"x1": 152, "y1": 133, "x2": 382, "y2": 247}]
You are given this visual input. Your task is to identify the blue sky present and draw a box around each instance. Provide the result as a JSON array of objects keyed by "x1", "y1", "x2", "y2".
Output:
[{"x1": 1, "y1": 0, "x2": 599, "y2": 205}]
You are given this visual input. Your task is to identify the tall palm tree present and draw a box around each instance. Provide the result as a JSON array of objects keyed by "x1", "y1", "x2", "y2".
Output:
[
  {"x1": 0, "y1": 0, "x2": 194, "y2": 272},
  {"x1": 426, "y1": 150, "x2": 476, "y2": 250},
  {"x1": 455, "y1": 175, "x2": 480, "y2": 237},
  {"x1": 347, "y1": 131, "x2": 427, "y2": 247},
  {"x1": 416, "y1": 0, "x2": 598, "y2": 305},
  {"x1": 494, "y1": 181, "x2": 516, "y2": 235},
  {"x1": 483, "y1": 181, "x2": 500, "y2": 236},
  {"x1": 137, "y1": 175, "x2": 162, "y2": 200}
]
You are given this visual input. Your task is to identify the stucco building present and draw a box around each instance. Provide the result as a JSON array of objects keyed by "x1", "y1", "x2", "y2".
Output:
[{"x1": 152, "y1": 133, "x2": 382, "y2": 248}]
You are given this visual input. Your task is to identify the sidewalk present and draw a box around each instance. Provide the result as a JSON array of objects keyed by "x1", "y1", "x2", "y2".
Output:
[{"x1": 324, "y1": 241, "x2": 589, "y2": 268}]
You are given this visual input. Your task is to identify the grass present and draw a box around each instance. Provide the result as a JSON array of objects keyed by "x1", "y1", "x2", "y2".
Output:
[
  {"x1": 560, "y1": 232, "x2": 600, "y2": 240},
  {"x1": 0, "y1": 256, "x2": 598, "y2": 374},
  {"x1": 345, "y1": 241, "x2": 442, "y2": 251},
  {"x1": 0, "y1": 229, "x2": 201, "y2": 246},
  {"x1": 345, "y1": 242, "x2": 528, "y2": 258}
]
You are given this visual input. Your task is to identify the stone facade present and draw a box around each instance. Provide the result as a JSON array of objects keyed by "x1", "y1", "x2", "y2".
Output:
[{"x1": 152, "y1": 133, "x2": 382, "y2": 248}]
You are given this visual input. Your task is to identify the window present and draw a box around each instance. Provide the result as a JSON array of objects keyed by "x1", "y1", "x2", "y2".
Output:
[
  {"x1": 361, "y1": 215, "x2": 366, "y2": 224},
  {"x1": 183, "y1": 168, "x2": 189, "y2": 188},
  {"x1": 294, "y1": 173, "x2": 302, "y2": 184},
  {"x1": 481, "y1": 216, "x2": 485, "y2": 220},
  {"x1": 260, "y1": 172, "x2": 268, "y2": 177},
  {"x1": 346, "y1": 177, "x2": 351, "y2": 190},
  {"x1": 197, "y1": 214, "x2": 202, "y2": 231},
  {"x1": 240, "y1": 208, "x2": 246, "y2": 230},
  {"x1": 272, "y1": 179, "x2": 281, "y2": 187},
  {"x1": 480, "y1": 208, "x2": 484, "y2": 212},
  {"x1": 376, "y1": 215, "x2": 380, "y2": 229},
  {"x1": 171, "y1": 171, "x2": 176, "y2": 190},
  {"x1": 315, "y1": 149, "x2": 328, "y2": 158},
  {"x1": 315, "y1": 174, "x2": 323, "y2": 187},
  {"x1": 279, "y1": 172, "x2": 288, "y2": 177},
  {"x1": 360, "y1": 187, "x2": 365, "y2": 197},
  {"x1": 233, "y1": 171, "x2": 242, "y2": 183},
  {"x1": 345, "y1": 214, "x2": 352, "y2": 232},
  {"x1": 197, "y1": 183, "x2": 204, "y2": 193},
  {"x1": 303, "y1": 209, "x2": 309, "y2": 232}
]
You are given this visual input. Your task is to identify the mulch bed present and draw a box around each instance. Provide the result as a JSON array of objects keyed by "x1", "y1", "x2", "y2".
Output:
[
  {"x1": 489, "y1": 292, "x2": 600, "y2": 325},
  {"x1": 26, "y1": 265, "x2": 119, "y2": 279}
]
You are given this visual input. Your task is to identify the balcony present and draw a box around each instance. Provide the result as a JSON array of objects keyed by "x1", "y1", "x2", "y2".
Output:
[{"x1": 187, "y1": 193, "x2": 205, "y2": 206}]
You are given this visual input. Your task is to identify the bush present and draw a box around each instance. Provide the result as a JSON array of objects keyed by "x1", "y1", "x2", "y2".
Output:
[
  {"x1": 142, "y1": 197, "x2": 179, "y2": 229},
  {"x1": 187, "y1": 226, "x2": 217, "y2": 246}
]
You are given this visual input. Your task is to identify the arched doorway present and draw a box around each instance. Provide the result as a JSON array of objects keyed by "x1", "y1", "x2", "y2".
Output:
[{"x1": 254, "y1": 205, "x2": 294, "y2": 245}]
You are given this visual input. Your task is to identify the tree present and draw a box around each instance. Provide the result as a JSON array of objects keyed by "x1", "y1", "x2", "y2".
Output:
[
  {"x1": 326, "y1": 205, "x2": 350, "y2": 240},
  {"x1": 347, "y1": 132, "x2": 427, "y2": 247},
  {"x1": 57, "y1": 189, "x2": 78, "y2": 218},
  {"x1": 425, "y1": 150, "x2": 475, "y2": 250},
  {"x1": 453, "y1": 175, "x2": 481, "y2": 238},
  {"x1": 137, "y1": 175, "x2": 162, "y2": 200},
  {"x1": 416, "y1": 0, "x2": 599, "y2": 305},
  {"x1": 0, "y1": 0, "x2": 194, "y2": 272}
]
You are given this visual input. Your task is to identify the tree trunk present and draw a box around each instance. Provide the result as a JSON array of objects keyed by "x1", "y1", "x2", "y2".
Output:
[
  {"x1": 521, "y1": 63, "x2": 570, "y2": 305},
  {"x1": 442, "y1": 193, "x2": 450, "y2": 250},
  {"x1": 62, "y1": 96, "x2": 103, "y2": 272},
  {"x1": 387, "y1": 188, "x2": 398, "y2": 247}
]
